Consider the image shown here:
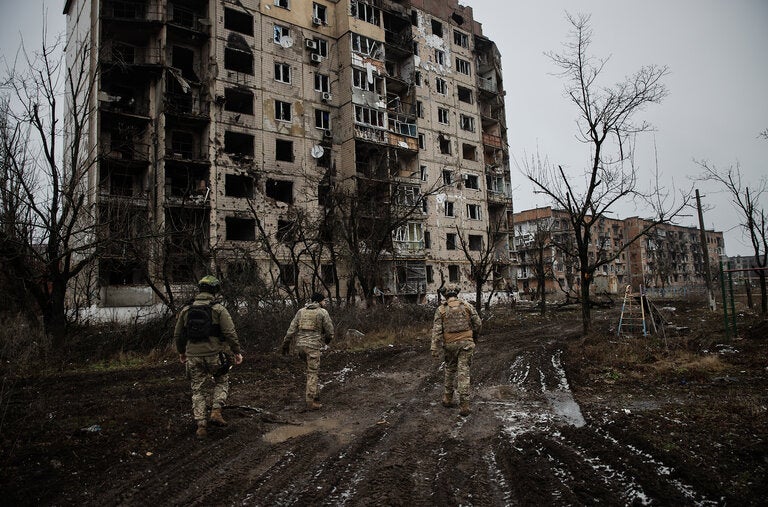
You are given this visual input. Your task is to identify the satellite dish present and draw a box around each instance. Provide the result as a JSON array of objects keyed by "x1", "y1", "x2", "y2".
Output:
[
  {"x1": 280, "y1": 36, "x2": 294, "y2": 48},
  {"x1": 311, "y1": 145, "x2": 325, "y2": 158}
]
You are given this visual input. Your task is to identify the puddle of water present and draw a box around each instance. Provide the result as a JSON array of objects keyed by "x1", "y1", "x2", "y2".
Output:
[
  {"x1": 545, "y1": 390, "x2": 586, "y2": 428},
  {"x1": 263, "y1": 417, "x2": 342, "y2": 444}
]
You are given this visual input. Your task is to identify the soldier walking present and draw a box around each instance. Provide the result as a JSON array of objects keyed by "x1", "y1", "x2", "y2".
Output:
[
  {"x1": 175, "y1": 275, "x2": 243, "y2": 439},
  {"x1": 431, "y1": 284, "x2": 482, "y2": 416},
  {"x1": 282, "y1": 292, "x2": 334, "y2": 410}
]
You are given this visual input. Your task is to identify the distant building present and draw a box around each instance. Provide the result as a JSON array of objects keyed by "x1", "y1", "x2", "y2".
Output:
[
  {"x1": 512, "y1": 206, "x2": 724, "y2": 295},
  {"x1": 64, "y1": 0, "x2": 513, "y2": 305}
]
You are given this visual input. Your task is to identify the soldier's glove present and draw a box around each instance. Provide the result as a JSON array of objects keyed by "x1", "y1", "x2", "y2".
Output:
[{"x1": 281, "y1": 341, "x2": 290, "y2": 356}]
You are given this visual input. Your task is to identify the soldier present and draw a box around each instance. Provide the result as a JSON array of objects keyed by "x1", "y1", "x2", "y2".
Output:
[
  {"x1": 174, "y1": 275, "x2": 243, "y2": 439},
  {"x1": 431, "y1": 283, "x2": 482, "y2": 416},
  {"x1": 281, "y1": 292, "x2": 334, "y2": 411}
]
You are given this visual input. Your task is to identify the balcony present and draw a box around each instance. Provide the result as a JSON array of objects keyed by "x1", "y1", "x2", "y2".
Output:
[
  {"x1": 99, "y1": 44, "x2": 162, "y2": 69},
  {"x1": 167, "y1": 3, "x2": 210, "y2": 36},
  {"x1": 483, "y1": 132, "x2": 504, "y2": 149},
  {"x1": 355, "y1": 125, "x2": 387, "y2": 145},
  {"x1": 164, "y1": 93, "x2": 210, "y2": 120},
  {"x1": 101, "y1": 140, "x2": 151, "y2": 164},
  {"x1": 101, "y1": 0, "x2": 164, "y2": 23}
]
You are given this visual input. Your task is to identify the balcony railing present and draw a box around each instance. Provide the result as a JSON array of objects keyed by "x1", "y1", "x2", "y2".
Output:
[
  {"x1": 167, "y1": 4, "x2": 210, "y2": 34},
  {"x1": 482, "y1": 132, "x2": 503, "y2": 149},
  {"x1": 101, "y1": 141, "x2": 150, "y2": 162},
  {"x1": 164, "y1": 93, "x2": 210, "y2": 118},
  {"x1": 101, "y1": 0, "x2": 163, "y2": 22}
]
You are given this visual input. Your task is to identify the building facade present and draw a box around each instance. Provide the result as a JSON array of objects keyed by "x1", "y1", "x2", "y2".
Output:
[
  {"x1": 512, "y1": 207, "x2": 725, "y2": 296},
  {"x1": 64, "y1": 0, "x2": 513, "y2": 306}
]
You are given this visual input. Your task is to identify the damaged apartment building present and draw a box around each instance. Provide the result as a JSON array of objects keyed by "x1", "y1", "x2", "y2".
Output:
[{"x1": 64, "y1": 0, "x2": 513, "y2": 306}]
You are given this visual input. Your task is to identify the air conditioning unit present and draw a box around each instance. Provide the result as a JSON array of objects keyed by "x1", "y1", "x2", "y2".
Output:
[
  {"x1": 321, "y1": 92, "x2": 332, "y2": 102},
  {"x1": 310, "y1": 53, "x2": 323, "y2": 63},
  {"x1": 323, "y1": 129, "x2": 333, "y2": 138},
  {"x1": 305, "y1": 39, "x2": 318, "y2": 50},
  {"x1": 312, "y1": 16, "x2": 323, "y2": 26}
]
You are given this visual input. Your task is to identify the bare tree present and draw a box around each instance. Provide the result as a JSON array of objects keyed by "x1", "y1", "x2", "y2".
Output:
[
  {"x1": 522, "y1": 13, "x2": 689, "y2": 332},
  {"x1": 0, "y1": 31, "x2": 103, "y2": 345},
  {"x1": 697, "y1": 161, "x2": 767, "y2": 315}
]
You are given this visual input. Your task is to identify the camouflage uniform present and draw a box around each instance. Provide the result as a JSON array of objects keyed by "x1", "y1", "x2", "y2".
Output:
[
  {"x1": 174, "y1": 292, "x2": 242, "y2": 425},
  {"x1": 432, "y1": 294, "x2": 482, "y2": 409},
  {"x1": 282, "y1": 301, "x2": 334, "y2": 404}
]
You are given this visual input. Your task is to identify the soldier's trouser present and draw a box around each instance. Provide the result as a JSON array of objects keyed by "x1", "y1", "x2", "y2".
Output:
[
  {"x1": 187, "y1": 355, "x2": 230, "y2": 422},
  {"x1": 443, "y1": 340, "x2": 475, "y2": 402},
  {"x1": 296, "y1": 345, "x2": 322, "y2": 402}
]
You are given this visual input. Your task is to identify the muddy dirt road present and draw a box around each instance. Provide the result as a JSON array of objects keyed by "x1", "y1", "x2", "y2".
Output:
[{"x1": 3, "y1": 310, "x2": 766, "y2": 505}]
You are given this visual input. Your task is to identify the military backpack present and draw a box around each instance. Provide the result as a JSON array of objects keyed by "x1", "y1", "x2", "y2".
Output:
[{"x1": 185, "y1": 302, "x2": 219, "y2": 342}]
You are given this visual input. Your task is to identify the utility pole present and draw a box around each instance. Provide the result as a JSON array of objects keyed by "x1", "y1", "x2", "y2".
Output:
[{"x1": 696, "y1": 189, "x2": 716, "y2": 310}]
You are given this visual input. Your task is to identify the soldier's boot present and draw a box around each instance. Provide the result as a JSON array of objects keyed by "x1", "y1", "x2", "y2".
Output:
[
  {"x1": 307, "y1": 400, "x2": 323, "y2": 411},
  {"x1": 209, "y1": 408, "x2": 228, "y2": 426},
  {"x1": 441, "y1": 392, "x2": 455, "y2": 408},
  {"x1": 195, "y1": 421, "x2": 208, "y2": 439},
  {"x1": 459, "y1": 400, "x2": 471, "y2": 417}
]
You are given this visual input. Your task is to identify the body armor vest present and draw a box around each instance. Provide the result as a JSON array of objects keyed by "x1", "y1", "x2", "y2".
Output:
[
  {"x1": 442, "y1": 301, "x2": 471, "y2": 333},
  {"x1": 298, "y1": 308, "x2": 321, "y2": 331}
]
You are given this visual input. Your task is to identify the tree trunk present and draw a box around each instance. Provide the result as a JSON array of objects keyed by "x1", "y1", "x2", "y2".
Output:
[
  {"x1": 580, "y1": 273, "x2": 592, "y2": 333},
  {"x1": 45, "y1": 282, "x2": 69, "y2": 348},
  {"x1": 759, "y1": 271, "x2": 767, "y2": 316},
  {"x1": 475, "y1": 283, "x2": 483, "y2": 314}
]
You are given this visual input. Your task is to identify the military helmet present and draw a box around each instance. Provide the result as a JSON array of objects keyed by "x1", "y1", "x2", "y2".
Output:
[
  {"x1": 444, "y1": 283, "x2": 460, "y2": 297},
  {"x1": 198, "y1": 275, "x2": 221, "y2": 293}
]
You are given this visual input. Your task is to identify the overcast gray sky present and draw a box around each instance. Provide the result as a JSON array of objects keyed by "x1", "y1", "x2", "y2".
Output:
[{"x1": 2, "y1": 1, "x2": 766, "y2": 256}]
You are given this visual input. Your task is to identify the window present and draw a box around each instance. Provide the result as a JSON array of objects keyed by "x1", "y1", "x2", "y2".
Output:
[
  {"x1": 435, "y1": 77, "x2": 447, "y2": 94},
  {"x1": 448, "y1": 265, "x2": 460, "y2": 282},
  {"x1": 413, "y1": 71, "x2": 422, "y2": 86},
  {"x1": 354, "y1": 105, "x2": 385, "y2": 128},
  {"x1": 462, "y1": 143, "x2": 477, "y2": 161},
  {"x1": 464, "y1": 174, "x2": 479, "y2": 189},
  {"x1": 469, "y1": 234, "x2": 483, "y2": 251},
  {"x1": 312, "y1": 2, "x2": 327, "y2": 24},
  {"x1": 224, "y1": 8, "x2": 253, "y2": 35},
  {"x1": 226, "y1": 217, "x2": 255, "y2": 241},
  {"x1": 172, "y1": 46, "x2": 197, "y2": 81},
  {"x1": 456, "y1": 57, "x2": 471, "y2": 76},
  {"x1": 438, "y1": 135, "x2": 451, "y2": 155},
  {"x1": 314, "y1": 73, "x2": 330, "y2": 93},
  {"x1": 420, "y1": 165, "x2": 427, "y2": 181},
  {"x1": 426, "y1": 265, "x2": 434, "y2": 283},
  {"x1": 453, "y1": 29, "x2": 468, "y2": 48},
  {"x1": 457, "y1": 86, "x2": 473, "y2": 103},
  {"x1": 274, "y1": 62, "x2": 291, "y2": 83},
  {"x1": 274, "y1": 0, "x2": 289, "y2": 9},
  {"x1": 224, "y1": 131, "x2": 254, "y2": 158},
  {"x1": 224, "y1": 88, "x2": 253, "y2": 114},
  {"x1": 412, "y1": 41, "x2": 418, "y2": 56},
  {"x1": 394, "y1": 222, "x2": 424, "y2": 251},
  {"x1": 279, "y1": 263, "x2": 297, "y2": 286},
  {"x1": 394, "y1": 186, "x2": 420, "y2": 207},
  {"x1": 460, "y1": 115, "x2": 475, "y2": 132},
  {"x1": 353, "y1": 68, "x2": 382, "y2": 92},
  {"x1": 467, "y1": 203, "x2": 482, "y2": 220},
  {"x1": 277, "y1": 219, "x2": 296, "y2": 243},
  {"x1": 225, "y1": 174, "x2": 254, "y2": 198},
  {"x1": 266, "y1": 178, "x2": 293, "y2": 204},
  {"x1": 275, "y1": 100, "x2": 291, "y2": 122},
  {"x1": 273, "y1": 24, "x2": 289, "y2": 43},
  {"x1": 445, "y1": 201, "x2": 455, "y2": 217},
  {"x1": 351, "y1": 33, "x2": 382, "y2": 58},
  {"x1": 315, "y1": 109, "x2": 330, "y2": 129},
  {"x1": 418, "y1": 133, "x2": 425, "y2": 149},
  {"x1": 446, "y1": 233, "x2": 457, "y2": 250},
  {"x1": 351, "y1": 1, "x2": 380, "y2": 25},
  {"x1": 321, "y1": 264, "x2": 335, "y2": 284},
  {"x1": 434, "y1": 49, "x2": 445, "y2": 65},
  {"x1": 275, "y1": 139, "x2": 293, "y2": 161},
  {"x1": 224, "y1": 48, "x2": 253, "y2": 75},
  {"x1": 442, "y1": 169, "x2": 452, "y2": 185},
  {"x1": 422, "y1": 198, "x2": 428, "y2": 213},
  {"x1": 431, "y1": 18, "x2": 443, "y2": 37},
  {"x1": 437, "y1": 107, "x2": 449, "y2": 125},
  {"x1": 314, "y1": 38, "x2": 329, "y2": 57}
]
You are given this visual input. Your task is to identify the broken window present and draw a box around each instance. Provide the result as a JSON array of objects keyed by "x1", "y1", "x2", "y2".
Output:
[
  {"x1": 464, "y1": 173, "x2": 479, "y2": 189},
  {"x1": 266, "y1": 178, "x2": 293, "y2": 204},
  {"x1": 420, "y1": 165, "x2": 427, "y2": 181},
  {"x1": 321, "y1": 264, "x2": 335, "y2": 284},
  {"x1": 351, "y1": 33, "x2": 382, "y2": 59},
  {"x1": 467, "y1": 203, "x2": 482, "y2": 220},
  {"x1": 273, "y1": 24, "x2": 289, "y2": 43},
  {"x1": 313, "y1": 38, "x2": 329, "y2": 57},
  {"x1": 438, "y1": 135, "x2": 451, "y2": 155},
  {"x1": 457, "y1": 86, "x2": 473, "y2": 104},
  {"x1": 469, "y1": 234, "x2": 483, "y2": 251},
  {"x1": 434, "y1": 49, "x2": 445, "y2": 66},
  {"x1": 274, "y1": 62, "x2": 291, "y2": 83},
  {"x1": 279, "y1": 263, "x2": 297, "y2": 286},
  {"x1": 313, "y1": 2, "x2": 327, "y2": 24},
  {"x1": 460, "y1": 115, "x2": 475, "y2": 132},
  {"x1": 442, "y1": 169, "x2": 452, "y2": 185},
  {"x1": 431, "y1": 19, "x2": 443, "y2": 37},
  {"x1": 224, "y1": 47, "x2": 253, "y2": 75},
  {"x1": 170, "y1": 130, "x2": 195, "y2": 159},
  {"x1": 224, "y1": 88, "x2": 253, "y2": 115},
  {"x1": 446, "y1": 233, "x2": 457, "y2": 250},
  {"x1": 354, "y1": 105, "x2": 385, "y2": 128},
  {"x1": 438, "y1": 107, "x2": 449, "y2": 125},
  {"x1": 352, "y1": 68, "x2": 382, "y2": 92},
  {"x1": 275, "y1": 0, "x2": 289, "y2": 10},
  {"x1": 413, "y1": 70, "x2": 421, "y2": 86},
  {"x1": 277, "y1": 219, "x2": 296, "y2": 243},
  {"x1": 275, "y1": 100, "x2": 292, "y2": 122},
  {"x1": 445, "y1": 201, "x2": 455, "y2": 217},
  {"x1": 224, "y1": 8, "x2": 253, "y2": 35},
  {"x1": 435, "y1": 77, "x2": 447, "y2": 94},
  {"x1": 418, "y1": 133, "x2": 425, "y2": 149},
  {"x1": 416, "y1": 101, "x2": 423, "y2": 118},
  {"x1": 351, "y1": 1, "x2": 380, "y2": 25},
  {"x1": 462, "y1": 143, "x2": 477, "y2": 161},
  {"x1": 424, "y1": 231, "x2": 431, "y2": 249},
  {"x1": 275, "y1": 139, "x2": 293, "y2": 161},
  {"x1": 226, "y1": 217, "x2": 255, "y2": 241},
  {"x1": 426, "y1": 265, "x2": 434, "y2": 283},
  {"x1": 456, "y1": 57, "x2": 471, "y2": 76},
  {"x1": 224, "y1": 131, "x2": 254, "y2": 158},
  {"x1": 448, "y1": 265, "x2": 460, "y2": 282},
  {"x1": 454, "y1": 30, "x2": 468, "y2": 48},
  {"x1": 172, "y1": 46, "x2": 198, "y2": 82},
  {"x1": 225, "y1": 174, "x2": 254, "y2": 198}
]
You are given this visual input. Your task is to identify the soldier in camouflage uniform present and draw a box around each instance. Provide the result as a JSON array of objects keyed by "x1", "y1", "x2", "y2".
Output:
[
  {"x1": 175, "y1": 275, "x2": 243, "y2": 439},
  {"x1": 431, "y1": 284, "x2": 482, "y2": 416},
  {"x1": 282, "y1": 292, "x2": 334, "y2": 410}
]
